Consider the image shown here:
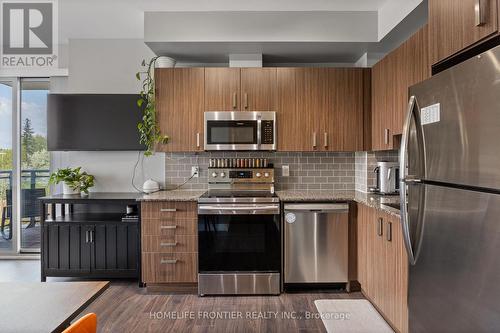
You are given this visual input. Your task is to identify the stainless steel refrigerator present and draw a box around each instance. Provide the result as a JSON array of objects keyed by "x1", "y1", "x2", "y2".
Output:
[{"x1": 400, "y1": 44, "x2": 500, "y2": 332}]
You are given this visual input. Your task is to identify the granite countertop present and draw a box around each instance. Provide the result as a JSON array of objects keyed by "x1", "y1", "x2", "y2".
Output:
[
  {"x1": 276, "y1": 190, "x2": 401, "y2": 217},
  {"x1": 138, "y1": 189, "x2": 400, "y2": 217},
  {"x1": 353, "y1": 191, "x2": 401, "y2": 218},
  {"x1": 275, "y1": 190, "x2": 356, "y2": 202},
  {"x1": 138, "y1": 190, "x2": 206, "y2": 202}
]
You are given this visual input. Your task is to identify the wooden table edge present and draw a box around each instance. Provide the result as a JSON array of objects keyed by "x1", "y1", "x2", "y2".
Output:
[{"x1": 52, "y1": 281, "x2": 110, "y2": 333}]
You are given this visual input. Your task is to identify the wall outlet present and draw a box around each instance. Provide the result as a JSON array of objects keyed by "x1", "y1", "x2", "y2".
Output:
[
  {"x1": 282, "y1": 165, "x2": 290, "y2": 177},
  {"x1": 191, "y1": 166, "x2": 199, "y2": 178}
]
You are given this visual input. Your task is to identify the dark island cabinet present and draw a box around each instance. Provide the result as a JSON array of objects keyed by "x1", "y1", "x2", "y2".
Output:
[
  {"x1": 42, "y1": 221, "x2": 139, "y2": 280},
  {"x1": 44, "y1": 223, "x2": 92, "y2": 274},
  {"x1": 40, "y1": 193, "x2": 142, "y2": 282},
  {"x1": 92, "y1": 222, "x2": 138, "y2": 274}
]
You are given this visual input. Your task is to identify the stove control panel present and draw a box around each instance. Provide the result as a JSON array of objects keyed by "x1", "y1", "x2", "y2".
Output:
[{"x1": 208, "y1": 168, "x2": 274, "y2": 184}]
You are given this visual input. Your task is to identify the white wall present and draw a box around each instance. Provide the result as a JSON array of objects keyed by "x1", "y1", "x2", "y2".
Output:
[
  {"x1": 378, "y1": 0, "x2": 424, "y2": 40},
  {"x1": 50, "y1": 39, "x2": 165, "y2": 193}
]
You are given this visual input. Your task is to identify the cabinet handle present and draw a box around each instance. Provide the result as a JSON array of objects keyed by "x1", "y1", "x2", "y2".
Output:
[
  {"x1": 377, "y1": 218, "x2": 384, "y2": 237},
  {"x1": 244, "y1": 93, "x2": 248, "y2": 109},
  {"x1": 196, "y1": 132, "x2": 200, "y2": 148},
  {"x1": 89, "y1": 230, "x2": 93, "y2": 243},
  {"x1": 232, "y1": 92, "x2": 237, "y2": 109},
  {"x1": 160, "y1": 225, "x2": 177, "y2": 230},
  {"x1": 386, "y1": 221, "x2": 393, "y2": 242},
  {"x1": 85, "y1": 230, "x2": 89, "y2": 243},
  {"x1": 313, "y1": 132, "x2": 317, "y2": 148},
  {"x1": 475, "y1": 0, "x2": 486, "y2": 26},
  {"x1": 384, "y1": 128, "x2": 390, "y2": 145},
  {"x1": 324, "y1": 132, "x2": 328, "y2": 148},
  {"x1": 160, "y1": 259, "x2": 178, "y2": 264},
  {"x1": 160, "y1": 242, "x2": 178, "y2": 247},
  {"x1": 160, "y1": 208, "x2": 177, "y2": 212}
]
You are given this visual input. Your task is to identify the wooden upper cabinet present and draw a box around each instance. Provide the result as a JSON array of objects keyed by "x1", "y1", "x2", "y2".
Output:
[
  {"x1": 156, "y1": 66, "x2": 368, "y2": 152},
  {"x1": 156, "y1": 68, "x2": 205, "y2": 152},
  {"x1": 295, "y1": 68, "x2": 328, "y2": 151},
  {"x1": 277, "y1": 68, "x2": 304, "y2": 151},
  {"x1": 429, "y1": 0, "x2": 498, "y2": 65},
  {"x1": 371, "y1": 56, "x2": 393, "y2": 151},
  {"x1": 393, "y1": 25, "x2": 430, "y2": 136},
  {"x1": 371, "y1": 25, "x2": 430, "y2": 151},
  {"x1": 278, "y1": 67, "x2": 367, "y2": 152},
  {"x1": 327, "y1": 68, "x2": 367, "y2": 152},
  {"x1": 204, "y1": 68, "x2": 240, "y2": 111},
  {"x1": 240, "y1": 68, "x2": 277, "y2": 111}
]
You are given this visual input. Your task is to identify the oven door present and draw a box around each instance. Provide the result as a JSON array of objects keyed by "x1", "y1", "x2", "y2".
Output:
[{"x1": 198, "y1": 204, "x2": 281, "y2": 273}]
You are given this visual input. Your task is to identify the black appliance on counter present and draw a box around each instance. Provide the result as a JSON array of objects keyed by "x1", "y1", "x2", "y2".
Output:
[{"x1": 197, "y1": 168, "x2": 280, "y2": 296}]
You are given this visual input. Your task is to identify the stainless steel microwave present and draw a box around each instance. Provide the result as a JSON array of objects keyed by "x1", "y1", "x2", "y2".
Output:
[{"x1": 204, "y1": 111, "x2": 276, "y2": 151}]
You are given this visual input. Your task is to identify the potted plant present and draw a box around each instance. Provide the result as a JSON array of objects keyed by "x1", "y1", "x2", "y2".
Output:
[
  {"x1": 49, "y1": 167, "x2": 95, "y2": 196},
  {"x1": 136, "y1": 56, "x2": 170, "y2": 156}
]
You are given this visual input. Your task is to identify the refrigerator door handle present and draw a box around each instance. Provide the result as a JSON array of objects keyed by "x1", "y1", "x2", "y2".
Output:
[{"x1": 400, "y1": 95, "x2": 426, "y2": 265}]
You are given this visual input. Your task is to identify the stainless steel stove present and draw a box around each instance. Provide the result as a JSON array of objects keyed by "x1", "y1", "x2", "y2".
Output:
[{"x1": 197, "y1": 167, "x2": 280, "y2": 296}]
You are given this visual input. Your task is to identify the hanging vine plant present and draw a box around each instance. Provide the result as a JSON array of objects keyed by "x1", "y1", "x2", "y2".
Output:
[{"x1": 136, "y1": 56, "x2": 169, "y2": 156}]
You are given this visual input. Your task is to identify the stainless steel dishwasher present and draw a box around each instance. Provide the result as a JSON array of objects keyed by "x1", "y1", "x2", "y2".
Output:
[{"x1": 284, "y1": 203, "x2": 349, "y2": 284}]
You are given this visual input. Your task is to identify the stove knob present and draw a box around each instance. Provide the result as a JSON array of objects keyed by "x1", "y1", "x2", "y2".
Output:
[
  {"x1": 211, "y1": 172, "x2": 217, "y2": 178},
  {"x1": 264, "y1": 172, "x2": 270, "y2": 178},
  {"x1": 255, "y1": 172, "x2": 262, "y2": 178},
  {"x1": 220, "y1": 172, "x2": 226, "y2": 178}
]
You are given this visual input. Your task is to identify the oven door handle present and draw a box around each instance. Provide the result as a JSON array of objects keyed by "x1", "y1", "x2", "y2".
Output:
[{"x1": 198, "y1": 204, "x2": 280, "y2": 215}]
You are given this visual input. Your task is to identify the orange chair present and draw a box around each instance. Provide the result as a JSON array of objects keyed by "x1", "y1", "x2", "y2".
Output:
[{"x1": 62, "y1": 313, "x2": 97, "y2": 333}]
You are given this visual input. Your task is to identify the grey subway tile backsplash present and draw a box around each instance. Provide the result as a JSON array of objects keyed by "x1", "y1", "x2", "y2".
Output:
[
  {"x1": 354, "y1": 150, "x2": 399, "y2": 193},
  {"x1": 164, "y1": 151, "x2": 358, "y2": 191},
  {"x1": 164, "y1": 150, "x2": 398, "y2": 192}
]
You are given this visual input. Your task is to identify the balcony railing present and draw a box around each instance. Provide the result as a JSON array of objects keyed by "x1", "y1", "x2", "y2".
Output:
[{"x1": 0, "y1": 169, "x2": 50, "y2": 242}]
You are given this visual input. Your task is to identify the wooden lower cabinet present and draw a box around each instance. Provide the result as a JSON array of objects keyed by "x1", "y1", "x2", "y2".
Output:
[
  {"x1": 357, "y1": 203, "x2": 408, "y2": 333},
  {"x1": 141, "y1": 201, "x2": 198, "y2": 286},
  {"x1": 142, "y1": 253, "x2": 197, "y2": 283}
]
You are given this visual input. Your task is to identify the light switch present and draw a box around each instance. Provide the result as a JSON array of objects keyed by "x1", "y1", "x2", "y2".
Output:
[{"x1": 282, "y1": 165, "x2": 290, "y2": 177}]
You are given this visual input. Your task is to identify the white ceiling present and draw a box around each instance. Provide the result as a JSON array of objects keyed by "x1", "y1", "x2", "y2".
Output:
[
  {"x1": 72, "y1": 0, "x2": 391, "y2": 12},
  {"x1": 58, "y1": 0, "x2": 426, "y2": 64}
]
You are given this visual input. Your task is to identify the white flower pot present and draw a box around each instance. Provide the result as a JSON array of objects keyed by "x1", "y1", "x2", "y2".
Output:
[
  {"x1": 63, "y1": 183, "x2": 79, "y2": 195},
  {"x1": 155, "y1": 56, "x2": 176, "y2": 68}
]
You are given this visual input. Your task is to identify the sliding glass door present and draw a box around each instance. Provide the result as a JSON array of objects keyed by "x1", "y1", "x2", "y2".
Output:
[
  {"x1": 0, "y1": 80, "x2": 15, "y2": 254},
  {"x1": 20, "y1": 79, "x2": 50, "y2": 252},
  {"x1": 0, "y1": 78, "x2": 49, "y2": 255}
]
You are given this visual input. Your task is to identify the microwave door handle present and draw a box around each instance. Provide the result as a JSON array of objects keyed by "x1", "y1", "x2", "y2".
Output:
[
  {"x1": 387, "y1": 167, "x2": 392, "y2": 180},
  {"x1": 257, "y1": 115, "x2": 262, "y2": 148}
]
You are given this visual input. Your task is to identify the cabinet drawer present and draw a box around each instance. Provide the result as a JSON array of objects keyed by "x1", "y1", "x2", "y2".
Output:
[
  {"x1": 142, "y1": 235, "x2": 198, "y2": 253},
  {"x1": 142, "y1": 218, "x2": 197, "y2": 236},
  {"x1": 141, "y1": 202, "x2": 197, "y2": 219},
  {"x1": 142, "y1": 253, "x2": 197, "y2": 283}
]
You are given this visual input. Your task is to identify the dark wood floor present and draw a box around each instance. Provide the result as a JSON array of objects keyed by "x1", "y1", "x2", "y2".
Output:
[
  {"x1": 0, "y1": 260, "x2": 364, "y2": 332},
  {"x1": 81, "y1": 283, "x2": 363, "y2": 333}
]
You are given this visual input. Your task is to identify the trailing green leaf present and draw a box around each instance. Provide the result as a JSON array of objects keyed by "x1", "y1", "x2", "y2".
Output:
[{"x1": 136, "y1": 56, "x2": 170, "y2": 156}]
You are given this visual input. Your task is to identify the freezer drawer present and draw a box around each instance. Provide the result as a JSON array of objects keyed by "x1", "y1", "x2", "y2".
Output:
[{"x1": 284, "y1": 203, "x2": 349, "y2": 283}]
